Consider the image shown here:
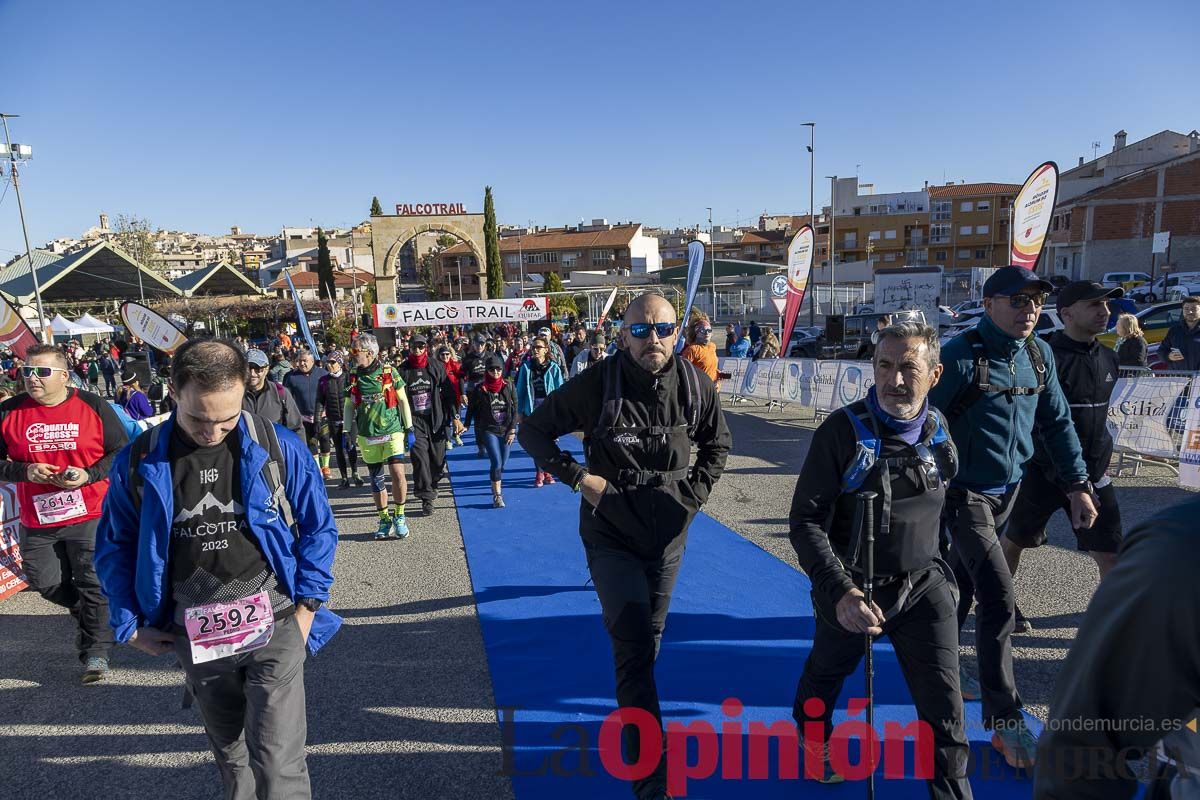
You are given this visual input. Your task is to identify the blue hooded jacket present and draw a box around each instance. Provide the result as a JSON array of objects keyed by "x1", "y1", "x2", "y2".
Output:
[
  {"x1": 515, "y1": 358, "x2": 565, "y2": 417},
  {"x1": 94, "y1": 414, "x2": 342, "y2": 654},
  {"x1": 929, "y1": 314, "x2": 1087, "y2": 490}
]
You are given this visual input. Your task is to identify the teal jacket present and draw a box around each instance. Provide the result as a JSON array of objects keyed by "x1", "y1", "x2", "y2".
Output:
[{"x1": 929, "y1": 315, "x2": 1087, "y2": 490}]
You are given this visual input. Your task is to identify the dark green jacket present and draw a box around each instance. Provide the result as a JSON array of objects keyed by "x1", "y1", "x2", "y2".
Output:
[{"x1": 929, "y1": 314, "x2": 1086, "y2": 490}]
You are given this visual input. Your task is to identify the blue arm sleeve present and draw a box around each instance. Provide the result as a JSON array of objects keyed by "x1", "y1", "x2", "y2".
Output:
[{"x1": 94, "y1": 446, "x2": 144, "y2": 643}]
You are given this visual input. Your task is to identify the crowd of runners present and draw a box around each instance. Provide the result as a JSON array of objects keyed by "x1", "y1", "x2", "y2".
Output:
[{"x1": 3, "y1": 271, "x2": 1199, "y2": 799}]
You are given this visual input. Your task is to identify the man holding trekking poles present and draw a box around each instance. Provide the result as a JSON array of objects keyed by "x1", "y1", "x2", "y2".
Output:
[{"x1": 788, "y1": 320, "x2": 972, "y2": 800}]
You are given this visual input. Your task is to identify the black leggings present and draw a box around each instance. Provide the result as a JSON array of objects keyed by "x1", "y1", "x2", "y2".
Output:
[{"x1": 330, "y1": 421, "x2": 358, "y2": 478}]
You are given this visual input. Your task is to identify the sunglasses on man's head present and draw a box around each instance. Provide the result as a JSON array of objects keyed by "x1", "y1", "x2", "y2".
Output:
[
  {"x1": 627, "y1": 322, "x2": 677, "y2": 339},
  {"x1": 21, "y1": 365, "x2": 66, "y2": 379},
  {"x1": 1002, "y1": 293, "x2": 1048, "y2": 309}
]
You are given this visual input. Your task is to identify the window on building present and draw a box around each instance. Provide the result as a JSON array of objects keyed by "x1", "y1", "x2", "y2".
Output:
[
  {"x1": 868, "y1": 231, "x2": 881, "y2": 240},
  {"x1": 957, "y1": 249, "x2": 971, "y2": 260},
  {"x1": 884, "y1": 229, "x2": 897, "y2": 239},
  {"x1": 931, "y1": 224, "x2": 951, "y2": 243},
  {"x1": 1064, "y1": 212, "x2": 1071, "y2": 229},
  {"x1": 853, "y1": 207, "x2": 862, "y2": 216},
  {"x1": 975, "y1": 224, "x2": 988, "y2": 236},
  {"x1": 977, "y1": 200, "x2": 990, "y2": 211},
  {"x1": 546, "y1": 251, "x2": 559, "y2": 263},
  {"x1": 590, "y1": 249, "x2": 615, "y2": 263},
  {"x1": 844, "y1": 233, "x2": 857, "y2": 247},
  {"x1": 932, "y1": 201, "x2": 952, "y2": 222},
  {"x1": 504, "y1": 254, "x2": 520, "y2": 267},
  {"x1": 1052, "y1": 216, "x2": 1060, "y2": 232},
  {"x1": 960, "y1": 226, "x2": 973, "y2": 236},
  {"x1": 525, "y1": 252, "x2": 546, "y2": 264},
  {"x1": 883, "y1": 253, "x2": 897, "y2": 262},
  {"x1": 975, "y1": 249, "x2": 987, "y2": 260},
  {"x1": 935, "y1": 250, "x2": 947, "y2": 261},
  {"x1": 961, "y1": 201, "x2": 974, "y2": 212}
]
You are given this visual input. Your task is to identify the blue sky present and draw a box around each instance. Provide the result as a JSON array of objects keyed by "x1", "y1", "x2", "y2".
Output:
[{"x1": 0, "y1": 0, "x2": 1197, "y2": 257}]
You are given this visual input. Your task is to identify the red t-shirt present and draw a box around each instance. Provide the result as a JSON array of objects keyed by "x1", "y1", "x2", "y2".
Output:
[{"x1": 0, "y1": 390, "x2": 128, "y2": 528}]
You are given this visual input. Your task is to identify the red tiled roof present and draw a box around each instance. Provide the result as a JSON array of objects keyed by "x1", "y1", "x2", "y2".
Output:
[
  {"x1": 269, "y1": 269, "x2": 372, "y2": 290},
  {"x1": 442, "y1": 224, "x2": 642, "y2": 255},
  {"x1": 927, "y1": 182, "x2": 1022, "y2": 199}
]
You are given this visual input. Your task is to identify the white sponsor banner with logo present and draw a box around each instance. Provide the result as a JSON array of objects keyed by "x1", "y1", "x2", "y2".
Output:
[
  {"x1": 372, "y1": 298, "x2": 549, "y2": 328},
  {"x1": 718, "y1": 357, "x2": 874, "y2": 411},
  {"x1": 0, "y1": 483, "x2": 25, "y2": 602},
  {"x1": 1106, "y1": 375, "x2": 1191, "y2": 459},
  {"x1": 1177, "y1": 381, "x2": 1200, "y2": 490}
]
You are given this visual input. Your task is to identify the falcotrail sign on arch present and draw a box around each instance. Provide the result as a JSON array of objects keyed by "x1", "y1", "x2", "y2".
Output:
[{"x1": 372, "y1": 298, "x2": 550, "y2": 328}]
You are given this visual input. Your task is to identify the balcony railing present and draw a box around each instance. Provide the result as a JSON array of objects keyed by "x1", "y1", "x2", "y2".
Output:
[{"x1": 930, "y1": 235, "x2": 951, "y2": 244}]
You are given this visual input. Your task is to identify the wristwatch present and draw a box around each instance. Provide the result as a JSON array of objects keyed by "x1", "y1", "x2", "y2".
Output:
[
  {"x1": 1065, "y1": 480, "x2": 1094, "y2": 496},
  {"x1": 296, "y1": 597, "x2": 323, "y2": 612}
]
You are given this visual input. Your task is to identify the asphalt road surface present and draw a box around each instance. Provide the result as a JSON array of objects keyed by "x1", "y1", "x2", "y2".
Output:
[{"x1": 0, "y1": 402, "x2": 1190, "y2": 798}]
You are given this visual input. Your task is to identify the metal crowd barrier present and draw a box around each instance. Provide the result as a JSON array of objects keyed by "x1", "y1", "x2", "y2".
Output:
[{"x1": 717, "y1": 357, "x2": 1200, "y2": 485}]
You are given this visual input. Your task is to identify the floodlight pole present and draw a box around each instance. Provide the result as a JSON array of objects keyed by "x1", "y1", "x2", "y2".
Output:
[{"x1": 1, "y1": 114, "x2": 49, "y2": 342}]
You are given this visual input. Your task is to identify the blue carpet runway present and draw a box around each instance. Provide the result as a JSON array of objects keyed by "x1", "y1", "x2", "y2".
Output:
[{"x1": 448, "y1": 430, "x2": 1036, "y2": 799}]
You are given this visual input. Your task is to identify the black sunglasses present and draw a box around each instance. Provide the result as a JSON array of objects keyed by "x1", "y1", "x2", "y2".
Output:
[
  {"x1": 627, "y1": 322, "x2": 677, "y2": 339},
  {"x1": 1003, "y1": 293, "x2": 1048, "y2": 309}
]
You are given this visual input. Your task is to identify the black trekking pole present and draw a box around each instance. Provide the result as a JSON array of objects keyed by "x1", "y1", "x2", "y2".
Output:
[{"x1": 854, "y1": 490, "x2": 878, "y2": 800}]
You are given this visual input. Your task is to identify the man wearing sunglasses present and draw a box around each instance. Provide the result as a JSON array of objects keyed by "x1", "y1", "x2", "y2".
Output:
[
  {"x1": 0, "y1": 344, "x2": 128, "y2": 683},
  {"x1": 929, "y1": 265, "x2": 1096, "y2": 769},
  {"x1": 519, "y1": 292, "x2": 731, "y2": 800},
  {"x1": 789, "y1": 321, "x2": 971, "y2": 795}
]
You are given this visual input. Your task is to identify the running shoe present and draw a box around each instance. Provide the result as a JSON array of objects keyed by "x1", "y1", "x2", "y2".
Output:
[
  {"x1": 81, "y1": 656, "x2": 109, "y2": 684},
  {"x1": 534, "y1": 473, "x2": 544, "y2": 488},
  {"x1": 353, "y1": 475, "x2": 365, "y2": 487},
  {"x1": 1014, "y1": 605, "x2": 1032, "y2": 633},
  {"x1": 493, "y1": 494, "x2": 505, "y2": 508},
  {"x1": 801, "y1": 740, "x2": 844, "y2": 784},
  {"x1": 991, "y1": 718, "x2": 1038, "y2": 768},
  {"x1": 454, "y1": 434, "x2": 464, "y2": 447},
  {"x1": 338, "y1": 478, "x2": 351, "y2": 490},
  {"x1": 393, "y1": 516, "x2": 411, "y2": 539},
  {"x1": 446, "y1": 440, "x2": 455, "y2": 451},
  {"x1": 421, "y1": 499, "x2": 434, "y2": 515},
  {"x1": 321, "y1": 467, "x2": 332, "y2": 479},
  {"x1": 959, "y1": 665, "x2": 982, "y2": 701},
  {"x1": 374, "y1": 517, "x2": 394, "y2": 540},
  {"x1": 544, "y1": 473, "x2": 556, "y2": 484}
]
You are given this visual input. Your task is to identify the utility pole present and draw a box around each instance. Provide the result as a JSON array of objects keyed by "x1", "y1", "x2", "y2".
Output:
[
  {"x1": 827, "y1": 175, "x2": 838, "y2": 315},
  {"x1": 1, "y1": 114, "x2": 49, "y2": 341},
  {"x1": 804, "y1": 122, "x2": 815, "y2": 326},
  {"x1": 707, "y1": 207, "x2": 715, "y2": 320}
]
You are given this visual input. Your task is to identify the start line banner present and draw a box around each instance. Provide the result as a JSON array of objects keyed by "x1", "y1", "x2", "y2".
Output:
[{"x1": 373, "y1": 298, "x2": 549, "y2": 328}]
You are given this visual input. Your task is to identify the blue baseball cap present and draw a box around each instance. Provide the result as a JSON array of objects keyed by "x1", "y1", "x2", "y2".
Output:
[{"x1": 982, "y1": 266, "x2": 1054, "y2": 297}]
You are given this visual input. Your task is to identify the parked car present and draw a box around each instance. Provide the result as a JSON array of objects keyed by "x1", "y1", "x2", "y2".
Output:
[
  {"x1": 1096, "y1": 300, "x2": 1183, "y2": 350},
  {"x1": 938, "y1": 309, "x2": 1063, "y2": 346},
  {"x1": 1168, "y1": 281, "x2": 1200, "y2": 301},
  {"x1": 1127, "y1": 273, "x2": 1200, "y2": 303},
  {"x1": 786, "y1": 328, "x2": 822, "y2": 358},
  {"x1": 1100, "y1": 271, "x2": 1152, "y2": 291},
  {"x1": 937, "y1": 305, "x2": 960, "y2": 328}
]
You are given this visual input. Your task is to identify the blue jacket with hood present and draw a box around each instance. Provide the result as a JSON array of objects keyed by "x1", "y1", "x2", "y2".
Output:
[{"x1": 94, "y1": 413, "x2": 342, "y2": 654}]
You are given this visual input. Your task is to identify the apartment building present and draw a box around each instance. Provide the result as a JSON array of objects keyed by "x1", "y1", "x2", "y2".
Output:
[{"x1": 926, "y1": 183, "x2": 1019, "y2": 271}]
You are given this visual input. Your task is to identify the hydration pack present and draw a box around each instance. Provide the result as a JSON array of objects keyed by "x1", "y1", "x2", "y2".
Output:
[{"x1": 839, "y1": 404, "x2": 956, "y2": 494}]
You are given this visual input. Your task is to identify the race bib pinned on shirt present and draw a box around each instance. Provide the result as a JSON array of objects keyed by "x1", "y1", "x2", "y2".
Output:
[
  {"x1": 33, "y1": 488, "x2": 87, "y2": 526},
  {"x1": 184, "y1": 590, "x2": 274, "y2": 664}
]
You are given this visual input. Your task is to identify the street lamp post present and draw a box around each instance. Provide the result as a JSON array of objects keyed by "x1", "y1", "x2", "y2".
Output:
[
  {"x1": 518, "y1": 227, "x2": 524, "y2": 297},
  {"x1": 803, "y1": 122, "x2": 815, "y2": 326},
  {"x1": 827, "y1": 175, "x2": 838, "y2": 315},
  {"x1": 0, "y1": 114, "x2": 49, "y2": 342},
  {"x1": 707, "y1": 207, "x2": 715, "y2": 320}
]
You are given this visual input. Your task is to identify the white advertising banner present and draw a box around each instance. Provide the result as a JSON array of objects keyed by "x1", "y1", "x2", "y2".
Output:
[
  {"x1": 1177, "y1": 380, "x2": 1200, "y2": 489},
  {"x1": 372, "y1": 298, "x2": 549, "y2": 328},
  {"x1": 120, "y1": 302, "x2": 189, "y2": 354},
  {"x1": 1107, "y1": 375, "x2": 1191, "y2": 459},
  {"x1": 717, "y1": 357, "x2": 874, "y2": 412}
]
